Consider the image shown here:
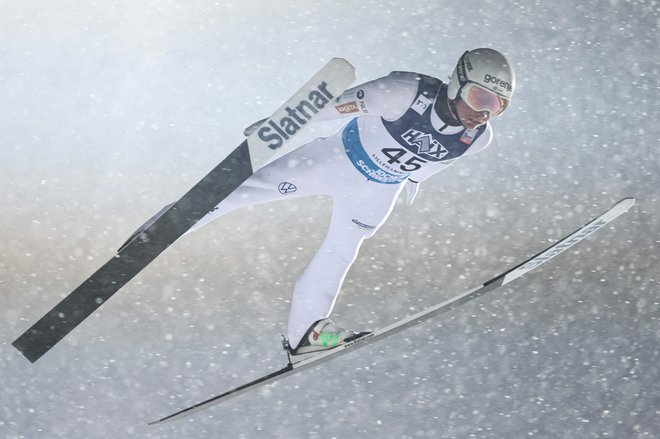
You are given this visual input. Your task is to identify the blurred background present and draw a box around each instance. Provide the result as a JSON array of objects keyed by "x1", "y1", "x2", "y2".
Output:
[{"x1": 1, "y1": 1, "x2": 658, "y2": 438}]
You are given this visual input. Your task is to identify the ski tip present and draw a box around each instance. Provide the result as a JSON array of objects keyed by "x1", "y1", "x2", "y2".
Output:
[
  {"x1": 148, "y1": 412, "x2": 182, "y2": 425},
  {"x1": 616, "y1": 197, "x2": 636, "y2": 211},
  {"x1": 326, "y1": 57, "x2": 356, "y2": 77}
]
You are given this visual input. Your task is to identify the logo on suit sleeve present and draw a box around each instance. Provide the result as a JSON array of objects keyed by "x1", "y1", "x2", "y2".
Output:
[
  {"x1": 335, "y1": 101, "x2": 359, "y2": 114},
  {"x1": 278, "y1": 182, "x2": 298, "y2": 194}
]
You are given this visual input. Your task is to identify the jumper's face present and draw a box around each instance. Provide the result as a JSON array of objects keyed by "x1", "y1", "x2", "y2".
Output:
[
  {"x1": 454, "y1": 97, "x2": 491, "y2": 129},
  {"x1": 453, "y1": 81, "x2": 510, "y2": 129}
]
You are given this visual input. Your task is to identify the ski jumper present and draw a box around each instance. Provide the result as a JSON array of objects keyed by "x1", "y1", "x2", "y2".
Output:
[{"x1": 189, "y1": 71, "x2": 494, "y2": 348}]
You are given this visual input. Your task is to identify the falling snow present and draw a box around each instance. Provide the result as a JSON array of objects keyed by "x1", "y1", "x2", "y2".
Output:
[{"x1": 1, "y1": 1, "x2": 659, "y2": 438}]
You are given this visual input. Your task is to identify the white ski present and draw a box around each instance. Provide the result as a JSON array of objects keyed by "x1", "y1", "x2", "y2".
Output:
[{"x1": 149, "y1": 197, "x2": 635, "y2": 425}]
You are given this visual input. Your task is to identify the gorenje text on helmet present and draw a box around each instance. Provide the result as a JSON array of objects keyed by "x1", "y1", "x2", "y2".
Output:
[{"x1": 483, "y1": 74, "x2": 513, "y2": 92}]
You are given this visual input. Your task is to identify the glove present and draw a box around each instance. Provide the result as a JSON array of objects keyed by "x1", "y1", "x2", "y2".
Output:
[
  {"x1": 406, "y1": 179, "x2": 420, "y2": 206},
  {"x1": 243, "y1": 118, "x2": 267, "y2": 137}
]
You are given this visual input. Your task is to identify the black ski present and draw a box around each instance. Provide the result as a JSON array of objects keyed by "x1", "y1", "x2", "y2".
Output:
[
  {"x1": 149, "y1": 197, "x2": 635, "y2": 425},
  {"x1": 12, "y1": 58, "x2": 356, "y2": 363}
]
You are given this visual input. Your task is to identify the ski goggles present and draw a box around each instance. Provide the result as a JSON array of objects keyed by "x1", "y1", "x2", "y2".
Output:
[{"x1": 459, "y1": 83, "x2": 509, "y2": 117}]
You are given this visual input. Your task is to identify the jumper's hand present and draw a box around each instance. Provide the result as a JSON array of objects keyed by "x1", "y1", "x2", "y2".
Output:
[
  {"x1": 243, "y1": 118, "x2": 267, "y2": 137},
  {"x1": 406, "y1": 179, "x2": 420, "y2": 206}
]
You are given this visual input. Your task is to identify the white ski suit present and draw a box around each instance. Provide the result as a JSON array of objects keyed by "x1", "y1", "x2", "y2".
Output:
[{"x1": 190, "y1": 71, "x2": 494, "y2": 348}]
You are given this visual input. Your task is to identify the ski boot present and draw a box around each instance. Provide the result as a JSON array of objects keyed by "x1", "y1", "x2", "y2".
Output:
[{"x1": 288, "y1": 318, "x2": 370, "y2": 355}]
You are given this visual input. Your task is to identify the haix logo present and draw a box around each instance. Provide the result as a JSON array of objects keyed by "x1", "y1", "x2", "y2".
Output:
[
  {"x1": 401, "y1": 129, "x2": 449, "y2": 159},
  {"x1": 483, "y1": 74, "x2": 512, "y2": 92},
  {"x1": 258, "y1": 81, "x2": 335, "y2": 150}
]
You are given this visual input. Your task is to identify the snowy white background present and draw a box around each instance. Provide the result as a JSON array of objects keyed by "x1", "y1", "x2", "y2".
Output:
[{"x1": 1, "y1": 1, "x2": 659, "y2": 438}]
